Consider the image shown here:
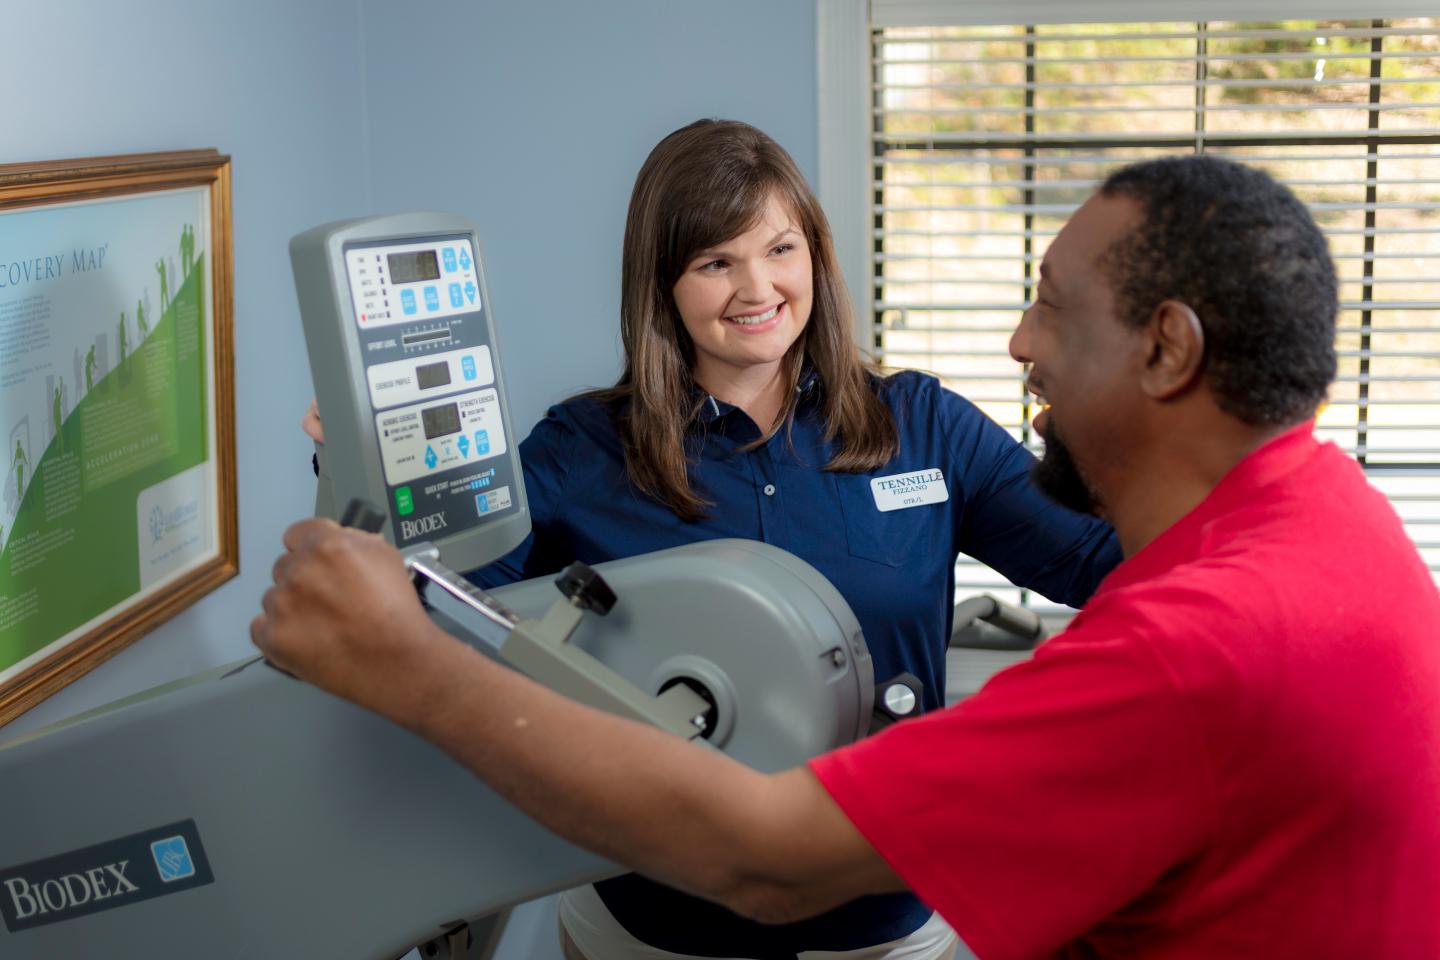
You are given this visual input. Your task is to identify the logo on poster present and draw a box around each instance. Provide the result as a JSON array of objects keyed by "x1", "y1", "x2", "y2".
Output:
[{"x1": 148, "y1": 499, "x2": 198, "y2": 544}]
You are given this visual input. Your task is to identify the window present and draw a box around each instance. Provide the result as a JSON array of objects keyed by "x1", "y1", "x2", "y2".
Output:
[{"x1": 822, "y1": 5, "x2": 1440, "y2": 617}]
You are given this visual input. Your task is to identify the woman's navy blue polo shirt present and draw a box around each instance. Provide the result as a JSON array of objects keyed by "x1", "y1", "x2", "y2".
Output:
[{"x1": 469, "y1": 370, "x2": 1120, "y2": 957}]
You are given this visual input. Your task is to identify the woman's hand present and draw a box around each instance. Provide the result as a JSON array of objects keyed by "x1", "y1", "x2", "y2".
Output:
[{"x1": 302, "y1": 398, "x2": 325, "y2": 444}]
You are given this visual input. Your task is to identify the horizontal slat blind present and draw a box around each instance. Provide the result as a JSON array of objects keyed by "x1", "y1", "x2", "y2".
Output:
[{"x1": 871, "y1": 18, "x2": 1440, "y2": 614}]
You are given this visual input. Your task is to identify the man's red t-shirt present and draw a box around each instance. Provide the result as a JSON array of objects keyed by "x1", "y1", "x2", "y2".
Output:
[{"x1": 812, "y1": 424, "x2": 1440, "y2": 958}]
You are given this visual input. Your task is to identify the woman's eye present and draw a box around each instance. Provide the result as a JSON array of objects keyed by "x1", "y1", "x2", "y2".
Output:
[
  {"x1": 701, "y1": 259, "x2": 728, "y2": 273},
  {"x1": 771, "y1": 243, "x2": 794, "y2": 256}
]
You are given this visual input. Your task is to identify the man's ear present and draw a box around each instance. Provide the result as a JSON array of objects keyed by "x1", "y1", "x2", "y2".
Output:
[{"x1": 1140, "y1": 300, "x2": 1205, "y2": 400}]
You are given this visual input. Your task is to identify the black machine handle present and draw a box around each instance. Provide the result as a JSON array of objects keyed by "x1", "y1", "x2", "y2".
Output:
[
  {"x1": 951, "y1": 594, "x2": 1046, "y2": 652},
  {"x1": 339, "y1": 498, "x2": 387, "y2": 534}
]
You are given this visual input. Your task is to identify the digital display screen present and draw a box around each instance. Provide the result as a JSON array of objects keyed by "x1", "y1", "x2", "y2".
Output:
[
  {"x1": 421, "y1": 402, "x2": 462, "y2": 440},
  {"x1": 416, "y1": 361, "x2": 451, "y2": 390},
  {"x1": 387, "y1": 250, "x2": 440, "y2": 284}
]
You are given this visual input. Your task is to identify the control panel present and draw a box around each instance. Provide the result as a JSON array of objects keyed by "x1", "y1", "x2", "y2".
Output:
[{"x1": 291, "y1": 213, "x2": 529, "y2": 571}]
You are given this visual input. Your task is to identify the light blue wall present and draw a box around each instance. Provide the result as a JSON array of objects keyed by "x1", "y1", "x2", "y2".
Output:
[
  {"x1": 360, "y1": 0, "x2": 820, "y2": 433},
  {"x1": 358, "y1": 7, "x2": 819, "y2": 951},
  {"x1": 2, "y1": 0, "x2": 372, "y2": 733},
  {"x1": 2, "y1": 1, "x2": 818, "y2": 956}
]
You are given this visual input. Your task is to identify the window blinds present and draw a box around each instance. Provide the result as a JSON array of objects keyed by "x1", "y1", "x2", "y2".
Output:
[{"x1": 870, "y1": 18, "x2": 1440, "y2": 611}]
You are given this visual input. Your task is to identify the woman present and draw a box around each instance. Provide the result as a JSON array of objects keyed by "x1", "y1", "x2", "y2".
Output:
[
  {"x1": 308, "y1": 120, "x2": 1119, "y2": 959},
  {"x1": 467, "y1": 119, "x2": 1121, "y2": 960}
]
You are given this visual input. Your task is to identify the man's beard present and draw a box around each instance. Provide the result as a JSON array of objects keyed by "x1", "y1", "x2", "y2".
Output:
[{"x1": 1032, "y1": 417, "x2": 1102, "y2": 517}]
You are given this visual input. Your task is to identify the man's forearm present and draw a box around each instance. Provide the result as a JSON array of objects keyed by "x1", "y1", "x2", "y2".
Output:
[
  {"x1": 250, "y1": 520, "x2": 902, "y2": 920},
  {"x1": 381, "y1": 623, "x2": 901, "y2": 921}
]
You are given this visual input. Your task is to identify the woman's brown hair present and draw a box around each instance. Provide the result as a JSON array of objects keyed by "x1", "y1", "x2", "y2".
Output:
[{"x1": 589, "y1": 119, "x2": 898, "y2": 521}]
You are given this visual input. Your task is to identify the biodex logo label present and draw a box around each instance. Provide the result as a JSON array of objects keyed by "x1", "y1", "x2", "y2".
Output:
[
  {"x1": 0, "y1": 821, "x2": 212, "y2": 932},
  {"x1": 3, "y1": 861, "x2": 140, "y2": 919},
  {"x1": 400, "y1": 510, "x2": 448, "y2": 541}
]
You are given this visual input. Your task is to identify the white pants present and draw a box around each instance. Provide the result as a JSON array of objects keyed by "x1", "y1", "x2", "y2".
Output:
[{"x1": 557, "y1": 883, "x2": 961, "y2": 960}]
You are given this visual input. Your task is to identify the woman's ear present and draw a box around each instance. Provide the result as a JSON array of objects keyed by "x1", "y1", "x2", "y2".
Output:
[{"x1": 1140, "y1": 300, "x2": 1205, "y2": 401}]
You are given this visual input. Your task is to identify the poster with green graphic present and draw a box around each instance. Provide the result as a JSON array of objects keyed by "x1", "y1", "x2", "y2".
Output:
[{"x1": 0, "y1": 185, "x2": 224, "y2": 706}]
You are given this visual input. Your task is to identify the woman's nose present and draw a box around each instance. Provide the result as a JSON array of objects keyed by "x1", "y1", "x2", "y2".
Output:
[{"x1": 734, "y1": 262, "x2": 775, "y2": 303}]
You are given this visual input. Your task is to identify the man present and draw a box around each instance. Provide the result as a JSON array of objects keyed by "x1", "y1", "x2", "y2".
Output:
[{"x1": 253, "y1": 157, "x2": 1440, "y2": 958}]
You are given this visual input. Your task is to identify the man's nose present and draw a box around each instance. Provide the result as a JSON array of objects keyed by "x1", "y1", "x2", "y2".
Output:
[{"x1": 1009, "y1": 303, "x2": 1036, "y2": 363}]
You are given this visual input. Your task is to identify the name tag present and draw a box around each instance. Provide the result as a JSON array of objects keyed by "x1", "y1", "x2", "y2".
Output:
[{"x1": 870, "y1": 468, "x2": 948, "y2": 512}]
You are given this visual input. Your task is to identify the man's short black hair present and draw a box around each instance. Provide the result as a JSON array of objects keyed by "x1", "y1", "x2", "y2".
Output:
[{"x1": 1100, "y1": 155, "x2": 1338, "y2": 426}]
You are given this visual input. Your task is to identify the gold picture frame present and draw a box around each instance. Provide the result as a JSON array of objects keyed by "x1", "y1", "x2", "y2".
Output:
[{"x1": 0, "y1": 150, "x2": 237, "y2": 725}]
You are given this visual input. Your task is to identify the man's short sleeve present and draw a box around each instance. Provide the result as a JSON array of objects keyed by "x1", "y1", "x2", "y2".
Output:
[{"x1": 811, "y1": 601, "x2": 1215, "y2": 959}]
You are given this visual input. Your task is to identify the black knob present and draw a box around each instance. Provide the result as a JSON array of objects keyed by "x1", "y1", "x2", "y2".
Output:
[
  {"x1": 868, "y1": 672, "x2": 924, "y2": 735},
  {"x1": 555, "y1": 562, "x2": 616, "y2": 615},
  {"x1": 339, "y1": 498, "x2": 387, "y2": 533}
]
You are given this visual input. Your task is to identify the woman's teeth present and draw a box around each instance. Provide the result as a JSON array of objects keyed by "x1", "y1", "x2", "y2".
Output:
[{"x1": 727, "y1": 305, "x2": 779, "y2": 325}]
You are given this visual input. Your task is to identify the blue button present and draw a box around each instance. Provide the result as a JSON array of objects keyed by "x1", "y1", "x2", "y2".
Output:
[
  {"x1": 461, "y1": 355, "x2": 477, "y2": 380},
  {"x1": 475, "y1": 493, "x2": 490, "y2": 514},
  {"x1": 401, "y1": 289, "x2": 417, "y2": 315},
  {"x1": 458, "y1": 434, "x2": 471, "y2": 458},
  {"x1": 475, "y1": 430, "x2": 490, "y2": 455},
  {"x1": 459, "y1": 248, "x2": 472, "y2": 271},
  {"x1": 464, "y1": 280, "x2": 477, "y2": 305},
  {"x1": 424, "y1": 445, "x2": 438, "y2": 469},
  {"x1": 442, "y1": 248, "x2": 458, "y2": 273},
  {"x1": 448, "y1": 283, "x2": 463, "y2": 308},
  {"x1": 424, "y1": 286, "x2": 440, "y2": 311}
]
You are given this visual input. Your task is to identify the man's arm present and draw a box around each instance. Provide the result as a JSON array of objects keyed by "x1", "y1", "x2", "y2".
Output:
[{"x1": 250, "y1": 519, "x2": 904, "y2": 922}]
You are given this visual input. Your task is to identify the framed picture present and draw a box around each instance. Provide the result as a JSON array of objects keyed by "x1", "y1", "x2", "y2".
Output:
[{"x1": 0, "y1": 150, "x2": 237, "y2": 725}]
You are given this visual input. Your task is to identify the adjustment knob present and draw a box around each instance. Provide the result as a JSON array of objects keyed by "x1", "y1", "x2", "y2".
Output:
[
  {"x1": 882, "y1": 680, "x2": 918, "y2": 718},
  {"x1": 555, "y1": 562, "x2": 617, "y2": 615},
  {"x1": 868, "y1": 672, "x2": 924, "y2": 734}
]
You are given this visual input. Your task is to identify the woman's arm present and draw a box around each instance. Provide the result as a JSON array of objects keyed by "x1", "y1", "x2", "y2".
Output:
[{"x1": 937, "y1": 384, "x2": 1122, "y2": 606}]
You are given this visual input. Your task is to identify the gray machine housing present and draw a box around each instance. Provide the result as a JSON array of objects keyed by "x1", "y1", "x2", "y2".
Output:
[
  {"x1": 291, "y1": 212, "x2": 529, "y2": 572},
  {"x1": 0, "y1": 540, "x2": 871, "y2": 959}
]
